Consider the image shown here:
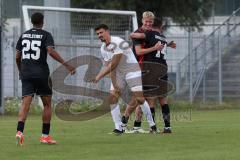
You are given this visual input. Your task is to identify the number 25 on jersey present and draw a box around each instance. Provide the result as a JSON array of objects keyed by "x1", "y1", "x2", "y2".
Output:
[{"x1": 22, "y1": 39, "x2": 41, "y2": 60}]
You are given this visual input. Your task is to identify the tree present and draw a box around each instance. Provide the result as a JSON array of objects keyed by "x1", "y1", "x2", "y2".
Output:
[{"x1": 71, "y1": 0, "x2": 215, "y2": 31}]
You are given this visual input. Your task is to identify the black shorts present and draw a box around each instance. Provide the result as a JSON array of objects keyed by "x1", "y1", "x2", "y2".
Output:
[
  {"x1": 21, "y1": 78, "x2": 52, "y2": 97},
  {"x1": 142, "y1": 60, "x2": 168, "y2": 97}
]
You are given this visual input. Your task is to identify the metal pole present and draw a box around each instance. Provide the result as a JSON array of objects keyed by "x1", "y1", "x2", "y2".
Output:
[
  {"x1": 125, "y1": 30, "x2": 129, "y2": 41},
  {"x1": 188, "y1": 30, "x2": 193, "y2": 103},
  {"x1": 203, "y1": 68, "x2": 206, "y2": 103},
  {"x1": 176, "y1": 63, "x2": 180, "y2": 95},
  {"x1": 13, "y1": 27, "x2": 18, "y2": 97},
  {"x1": 90, "y1": 28, "x2": 94, "y2": 55},
  {"x1": 226, "y1": 19, "x2": 230, "y2": 44},
  {"x1": 218, "y1": 29, "x2": 223, "y2": 104},
  {"x1": 203, "y1": 35, "x2": 207, "y2": 103},
  {"x1": 212, "y1": 3, "x2": 215, "y2": 31},
  {"x1": 233, "y1": 10, "x2": 237, "y2": 40},
  {"x1": 19, "y1": 0, "x2": 23, "y2": 32},
  {"x1": 0, "y1": 0, "x2": 3, "y2": 114}
]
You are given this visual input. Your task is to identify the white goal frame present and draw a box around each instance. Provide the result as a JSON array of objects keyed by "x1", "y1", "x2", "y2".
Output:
[{"x1": 22, "y1": 5, "x2": 138, "y2": 31}]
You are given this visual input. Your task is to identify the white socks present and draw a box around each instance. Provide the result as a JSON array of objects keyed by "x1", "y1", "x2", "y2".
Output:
[
  {"x1": 140, "y1": 101, "x2": 155, "y2": 127},
  {"x1": 110, "y1": 101, "x2": 155, "y2": 130},
  {"x1": 110, "y1": 104, "x2": 122, "y2": 131}
]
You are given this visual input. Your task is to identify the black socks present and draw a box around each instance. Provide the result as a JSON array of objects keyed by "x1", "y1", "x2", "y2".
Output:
[
  {"x1": 162, "y1": 104, "x2": 170, "y2": 127},
  {"x1": 121, "y1": 116, "x2": 129, "y2": 124},
  {"x1": 42, "y1": 123, "x2": 50, "y2": 135},
  {"x1": 17, "y1": 121, "x2": 25, "y2": 133},
  {"x1": 150, "y1": 108, "x2": 155, "y2": 122}
]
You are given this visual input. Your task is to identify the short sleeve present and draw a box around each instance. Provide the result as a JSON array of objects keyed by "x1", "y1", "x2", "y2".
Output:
[
  {"x1": 16, "y1": 35, "x2": 22, "y2": 53},
  {"x1": 132, "y1": 38, "x2": 144, "y2": 46},
  {"x1": 132, "y1": 29, "x2": 145, "y2": 46},
  {"x1": 45, "y1": 33, "x2": 55, "y2": 49},
  {"x1": 105, "y1": 41, "x2": 123, "y2": 55},
  {"x1": 144, "y1": 31, "x2": 151, "y2": 43}
]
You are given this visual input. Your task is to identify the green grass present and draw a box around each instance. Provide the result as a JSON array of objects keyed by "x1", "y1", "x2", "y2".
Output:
[{"x1": 0, "y1": 109, "x2": 240, "y2": 160}]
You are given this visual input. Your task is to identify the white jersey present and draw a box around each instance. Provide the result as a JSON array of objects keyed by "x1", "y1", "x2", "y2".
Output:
[{"x1": 100, "y1": 36, "x2": 140, "y2": 75}]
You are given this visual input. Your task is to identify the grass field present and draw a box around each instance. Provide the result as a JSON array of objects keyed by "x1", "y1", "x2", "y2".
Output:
[{"x1": 0, "y1": 109, "x2": 240, "y2": 160}]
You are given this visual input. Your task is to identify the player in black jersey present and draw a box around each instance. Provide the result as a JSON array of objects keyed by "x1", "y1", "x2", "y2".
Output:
[
  {"x1": 15, "y1": 12, "x2": 75, "y2": 145},
  {"x1": 121, "y1": 12, "x2": 164, "y2": 133},
  {"x1": 130, "y1": 17, "x2": 176, "y2": 133},
  {"x1": 121, "y1": 11, "x2": 164, "y2": 133}
]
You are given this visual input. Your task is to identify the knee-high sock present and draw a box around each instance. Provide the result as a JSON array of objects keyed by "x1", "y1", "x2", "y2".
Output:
[
  {"x1": 162, "y1": 104, "x2": 170, "y2": 127},
  {"x1": 140, "y1": 101, "x2": 155, "y2": 127},
  {"x1": 150, "y1": 108, "x2": 155, "y2": 122},
  {"x1": 110, "y1": 104, "x2": 122, "y2": 130}
]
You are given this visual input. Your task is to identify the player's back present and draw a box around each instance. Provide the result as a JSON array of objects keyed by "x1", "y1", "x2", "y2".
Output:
[
  {"x1": 144, "y1": 30, "x2": 167, "y2": 62},
  {"x1": 16, "y1": 28, "x2": 54, "y2": 79}
]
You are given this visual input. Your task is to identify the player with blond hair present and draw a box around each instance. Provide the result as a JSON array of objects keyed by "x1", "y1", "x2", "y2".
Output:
[{"x1": 130, "y1": 17, "x2": 176, "y2": 133}]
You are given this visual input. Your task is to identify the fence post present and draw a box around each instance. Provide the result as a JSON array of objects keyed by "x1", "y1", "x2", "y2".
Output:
[
  {"x1": 125, "y1": 30, "x2": 129, "y2": 41},
  {"x1": 13, "y1": 26, "x2": 19, "y2": 97},
  {"x1": 218, "y1": 29, "x2": 223, "y2": 104},
  {"x1": 203, "y1": 35, "x2": 207, "y2": 103},
  {"x1": 90, "y1": 28, "x2": 94, "y2": 55},
  {"x1": 188, "y1": 30, "x2": 193, "y2": 103},
  {"x1": 233, "y1": 10, "x2": 237, "y2": 37},
  {"x1": 0, "y1": 0, "x2": 3, "y2": 114},
  {"x1": 226, "y1": 19, "x2": 231, "y2": 44},
  {"x1": 176, "y1": 63, "x2": 180, "y2": 95},
  {"x1": 0, "y1": 26, "x2": 2, "y2": 114}
]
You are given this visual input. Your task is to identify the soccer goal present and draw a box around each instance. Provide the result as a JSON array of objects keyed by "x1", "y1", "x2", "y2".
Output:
[
  {"x1": 22, "y1": 5, "x2": 138, "y2": 37},
  {"x1": 22, "y1": 5, "x2": 138, "y2": 106}
]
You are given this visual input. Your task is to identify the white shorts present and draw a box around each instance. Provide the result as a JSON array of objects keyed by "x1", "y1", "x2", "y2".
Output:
[{"x1": 110, "y1": 70, "x2": 143, "y2": 92}]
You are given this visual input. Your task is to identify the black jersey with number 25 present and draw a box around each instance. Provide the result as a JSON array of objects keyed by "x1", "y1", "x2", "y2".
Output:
[{"x1": 16, "y1": 28, "x2": 54, "y2": 79}]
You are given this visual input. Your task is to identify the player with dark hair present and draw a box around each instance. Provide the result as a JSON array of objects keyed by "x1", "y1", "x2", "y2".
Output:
[
  {"x1": 15, "y1": 12, "x2": 75, "y2": 146},
  {"x1": 93, "y1": 24, "x2": 157, "y2": 134},
  {"x1": 123, "y1": 11, "x2": 163, "y2": 133},
  {"x1": 130, "y1": 17, "x2": 176, "y2": 133}
]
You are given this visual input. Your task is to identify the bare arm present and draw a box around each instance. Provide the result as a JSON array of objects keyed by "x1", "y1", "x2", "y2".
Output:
[
  {"x1": 130, "y1": 33, "x2": 146, "y2": 39},
  {"x1": 167, "y1": 41, "x2": 177, "y2": 49},
  {"x1": 135, "y1": 42, "x2": 164, "y2": 56},
  {"x1": 16, "y1": 51, "x2": 22, "y2": 72},
  {"x1": 93, "y1": 54, "x2": 122, "y2": 83},
  {"x1": 102, "y1": 61, "x2": 119, "y2": 91},
  {"x1": 47, "y1": 47, "x2": 75, "y2": 75},
  {"x1": 131, "y1": 32, "x2": 163, "y2": 55}
]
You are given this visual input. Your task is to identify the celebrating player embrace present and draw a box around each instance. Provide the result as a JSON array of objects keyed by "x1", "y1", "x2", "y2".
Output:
[{"x1": 92, "y1": 24, "x2": 157, "y2": 134}]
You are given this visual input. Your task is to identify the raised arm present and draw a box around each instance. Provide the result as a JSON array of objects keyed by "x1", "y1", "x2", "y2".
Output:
[
  {"x1": 135, "y1": 42, "x2": 164, "y2": 56},
  {"x1": 130, "y1": 32, "x2": 146, "y2": 39}
]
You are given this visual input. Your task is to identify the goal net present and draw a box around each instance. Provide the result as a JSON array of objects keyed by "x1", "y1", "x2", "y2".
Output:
[{"x1": 22, "y1": 5, "x2": 138, "y2": 110}]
